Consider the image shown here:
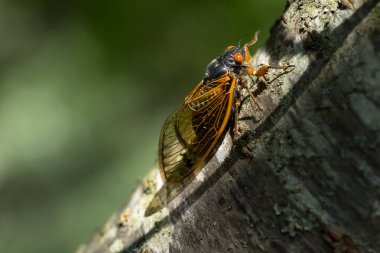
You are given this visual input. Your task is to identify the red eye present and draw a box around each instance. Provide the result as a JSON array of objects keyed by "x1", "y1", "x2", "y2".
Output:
[{"x1": 234, "y1": 53, "x2": 243, "y2": 63}]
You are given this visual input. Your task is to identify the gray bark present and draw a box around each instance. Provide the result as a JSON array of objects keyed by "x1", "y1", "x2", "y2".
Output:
[{"x1": 77, "y1": 0, "x2": 380, "y2": 252}]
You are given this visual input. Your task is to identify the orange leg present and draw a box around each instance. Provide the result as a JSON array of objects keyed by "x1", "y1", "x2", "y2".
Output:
[
  {"x1": 234, "y1": 97, "x2": 241, "y2": 137},
  {"x1": 241, "y1": 32, "x2": 294, "y2": 111},
  {"x1": 254, "y1": 64, "x2": 294, "y2": 78},
  {"x1": 242, "y1": 31, "x2": 294, "y2": 78},
  {"x1": 240, "y1": 78, "x2": 263, "y2": 111},
  {"x1": 246, "y1": 31, "x2": 260, "y2": 47},
  {"x1": 241, "y1": 64, "x2": 294, "y2": 110},
  {"x1": 243, "y1": 31, "x2": 260, "y2": 62}
]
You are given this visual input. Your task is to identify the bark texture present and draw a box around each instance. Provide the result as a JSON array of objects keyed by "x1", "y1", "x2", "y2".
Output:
[{"x1": 78, "y1": 0, "x2": 380, "y2": 252}]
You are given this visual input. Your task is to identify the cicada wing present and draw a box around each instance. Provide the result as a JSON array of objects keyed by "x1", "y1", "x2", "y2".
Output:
[
  {"x1": 158, "y1": 106, "x2": 198, "y2": 183},
  {"x1": 185, "y1": 74, "x2": 231, "y2": 110},
  {"x1": 158, "y1": 75, "x2": 237, "y2": 183}
]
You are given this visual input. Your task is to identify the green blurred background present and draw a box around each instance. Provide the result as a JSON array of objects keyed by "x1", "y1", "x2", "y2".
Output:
[{"x1": 0, "y1": 0, "x2": 286, "y2": 252}]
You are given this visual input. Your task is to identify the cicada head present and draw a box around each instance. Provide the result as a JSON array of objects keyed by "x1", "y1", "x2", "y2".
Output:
[
  {"x1": 219, "y1": 46, "x2": 246, "y2": 72},
  {"x1": 204, "y1": 46, "x2": 247, "y2": 82}
]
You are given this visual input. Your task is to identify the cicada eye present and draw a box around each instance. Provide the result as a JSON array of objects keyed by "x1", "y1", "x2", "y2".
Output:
[
  {"x1": 226, "y1": 45, "x2": 234, "y2": 49},
  {"x1": 234, "y1": 53, "x2": 243, "y2": 63}
]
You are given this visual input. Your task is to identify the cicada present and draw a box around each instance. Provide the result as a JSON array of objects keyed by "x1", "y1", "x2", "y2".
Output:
[{"x1": 158, "y1": 32, "x2": 292, "y2": 184}]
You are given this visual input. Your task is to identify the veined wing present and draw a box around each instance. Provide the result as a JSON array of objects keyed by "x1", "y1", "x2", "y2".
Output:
[
  {"x1": 158, "y1": 74, "x2": 237, "y2": 183},
  {"x1": 184, "y1": 74, "x2": 231, "y2": 110}
]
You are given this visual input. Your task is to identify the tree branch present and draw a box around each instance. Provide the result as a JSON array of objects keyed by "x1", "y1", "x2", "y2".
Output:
[{"x1": 78, "y1": 0, "x2": 380, "y2": 252}]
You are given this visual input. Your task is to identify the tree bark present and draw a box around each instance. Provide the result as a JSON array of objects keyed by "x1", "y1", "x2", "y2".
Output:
[{"x1": 77, "y1": 0, "x2": 380, "y2": 252}]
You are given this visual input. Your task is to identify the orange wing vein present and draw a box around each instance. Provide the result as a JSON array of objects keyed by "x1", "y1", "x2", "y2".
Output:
[{"x1": 158, "y1": 73, "x2": 237, "y2": 183}]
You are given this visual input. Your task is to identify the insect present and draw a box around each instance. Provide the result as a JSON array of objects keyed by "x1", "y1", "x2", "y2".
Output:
[{"x1": 158, "y1": 32, "x2": 293, "y2": 184}]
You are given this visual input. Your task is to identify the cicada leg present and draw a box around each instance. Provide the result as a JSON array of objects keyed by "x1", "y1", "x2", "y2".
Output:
[
  {"x1": 243, "y1": 31, "x2": 294, "y2": 85},
  {"x1": 234, "y1": 98, "x2": 241, "y2": 137},
  {"x1": 246, "y1": 83, "x2": 262, "y2": 110},
  {"x1": 240, "y1": 63, "x2": 294, "y2": 112},
  {"x1": 243, "y1": 31, "x2": 260, "y2": 63},
  {"x1": 254, "y1": 64, "x2": 294, "y2": 79},
  {"x1": 240, "y1": 77, "x2": 263, "y2": 111},
  {"x1": 233, "y1": 87, "x2": 242, "y2": 137}
]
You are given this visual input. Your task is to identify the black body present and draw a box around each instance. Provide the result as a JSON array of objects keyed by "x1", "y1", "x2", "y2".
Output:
[{"x1": 203, "y1": 46, "x2": 245, "y2": 83}]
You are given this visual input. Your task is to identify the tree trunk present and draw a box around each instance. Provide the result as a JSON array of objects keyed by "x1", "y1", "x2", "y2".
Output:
[{"x1": 77, "y1": 0, "x2": 380, "y2": 252}]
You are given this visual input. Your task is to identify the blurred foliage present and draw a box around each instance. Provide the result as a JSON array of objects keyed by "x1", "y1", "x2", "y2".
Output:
[{"x1": 0, "y1": 0, "x2": 286, "y2": 252}]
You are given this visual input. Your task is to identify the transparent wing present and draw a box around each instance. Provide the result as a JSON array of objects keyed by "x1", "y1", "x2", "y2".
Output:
[{"x1": 158, "y1": 74, "x2": 236, "y2": 183}]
